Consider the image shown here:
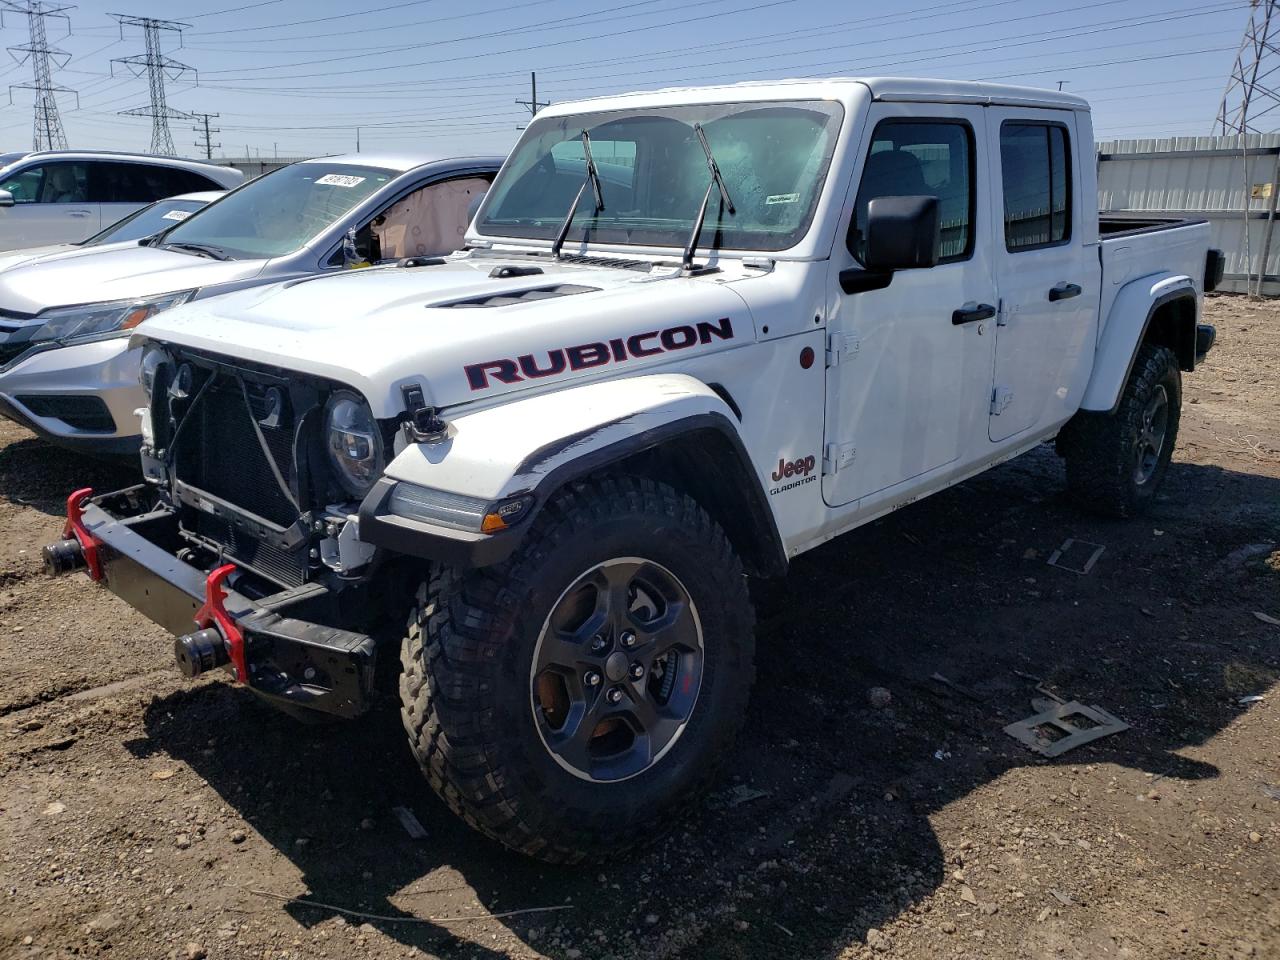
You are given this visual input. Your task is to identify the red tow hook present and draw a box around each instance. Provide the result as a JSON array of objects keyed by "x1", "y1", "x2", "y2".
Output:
[
  {"x1": 63, "y1": 487, "x2": 104, "y2": 581},
  {"x1": 193, "y1": 564, "x2": 248, "y2": 683}
]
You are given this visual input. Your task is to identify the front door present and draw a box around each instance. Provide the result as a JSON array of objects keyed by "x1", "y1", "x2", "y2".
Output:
[
  {"x1": 823, "y1": 102, "x2": 997, "y2": 508},
  {"x1": 986, "y1": 109, "x2": 1099, "y2": 442},
  {"x1": 0, "y1": 161, "x2": 99, "y2": 250}
]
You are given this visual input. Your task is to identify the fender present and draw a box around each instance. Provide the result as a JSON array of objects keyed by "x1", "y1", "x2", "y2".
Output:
[
  {"x1": 358, "y1": 374, "x2": 785, "y2": 572},
  {"x1": 1080, "y1": 273, "x2": 1196, "y2": 414}
]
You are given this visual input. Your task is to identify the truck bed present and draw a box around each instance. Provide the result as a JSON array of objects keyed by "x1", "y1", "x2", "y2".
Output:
[{"x1": 1097, "y1": 216, "x2": 1211, "y2": 342}]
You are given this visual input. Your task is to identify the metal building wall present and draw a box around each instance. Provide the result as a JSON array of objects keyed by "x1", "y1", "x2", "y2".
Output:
[{"x1": 1098, "y1": 134, "x2": 1280, "y2": 295}]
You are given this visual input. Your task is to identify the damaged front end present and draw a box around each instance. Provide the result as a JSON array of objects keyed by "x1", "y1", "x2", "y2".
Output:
[{"x1": 42, "y1": 342, "x2": 394, "y2": 717}]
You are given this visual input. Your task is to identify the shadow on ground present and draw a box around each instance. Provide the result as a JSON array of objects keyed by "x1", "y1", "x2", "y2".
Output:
[
  {"x1": 0, "y1": 434, "x2": 135, "y2": 517},
  {"x1": 115, "y1": 447, "x2": 1280, "y2": 959}
]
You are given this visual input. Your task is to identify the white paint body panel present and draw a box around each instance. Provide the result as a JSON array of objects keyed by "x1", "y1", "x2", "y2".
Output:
[{"x1": 128, "y1": 78, "x2": 1211, "y2": 564}]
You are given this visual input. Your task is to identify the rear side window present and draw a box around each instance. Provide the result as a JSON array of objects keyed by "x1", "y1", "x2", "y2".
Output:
[
  {"x1": 91, "y1": 162, "x2": 221, "y2": 203},
  {"x1": 1000, "y1": 121, "x2": 1071, "y2": 251},
  {"x1": 849, "y1": 118, "x2": 974, "y2": 264}
]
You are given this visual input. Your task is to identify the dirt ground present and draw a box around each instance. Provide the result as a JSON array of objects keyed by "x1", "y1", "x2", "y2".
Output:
[{"x1": 0, "y1": 295, "x2": 1277, "y2": 960}]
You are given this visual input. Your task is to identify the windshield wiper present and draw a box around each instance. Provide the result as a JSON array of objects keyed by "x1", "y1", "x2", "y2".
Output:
[
  {"x1": 162, "y1": 241, "x2": 230, "y2": 261},
  {"x1": 682, "y1": 123, "x2": 736, "y2": 271},
  {"x1": 551, "y1": 130, "x2": 605, "y2": 259}
]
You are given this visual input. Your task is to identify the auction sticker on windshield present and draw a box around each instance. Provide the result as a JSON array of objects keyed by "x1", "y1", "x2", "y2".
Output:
[
  {"x1": 316, "y1": 174, "x2": 367, "y2": 188},
  {"x1": 161, "y1": 209, "x2": 192, "y2": 221}
]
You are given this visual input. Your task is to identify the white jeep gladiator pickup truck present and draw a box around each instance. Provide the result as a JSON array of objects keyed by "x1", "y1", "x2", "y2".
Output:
[{"x1": 44, "y1": 78, "x2": 1223, "y2": 863}]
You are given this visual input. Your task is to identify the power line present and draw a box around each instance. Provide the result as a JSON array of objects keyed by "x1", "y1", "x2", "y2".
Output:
[
  {"x1": 2, "y1": 0, "x2": 78, "y2": 150},
  {"x1": 109, "y1": 13, "x2": 195, "y2": 155}
]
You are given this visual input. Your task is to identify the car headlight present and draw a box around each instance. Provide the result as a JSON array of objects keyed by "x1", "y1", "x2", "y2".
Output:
[
  {"x1": 325, "y1": 391, "x2": 384, "y2": 498},
  {"x1": 139, "y1": 343, "x2": 171, "y2": 399},
  {"x1": 32, "y1": 289, "x2": 196, "y2": 346}
]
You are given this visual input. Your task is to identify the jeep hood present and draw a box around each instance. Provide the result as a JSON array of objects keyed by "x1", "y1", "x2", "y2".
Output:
[
  {"x1": 0, "y1": 243, "x2": 268, "y2": 315},
  {"x1": 137, "y1": 256, "x2": 756, "y2": 417}
]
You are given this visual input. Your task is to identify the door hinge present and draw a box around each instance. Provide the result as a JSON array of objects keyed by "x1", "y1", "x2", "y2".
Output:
[
  {"x1": 991, "y1": 386, "x2": 1014, "y2": 416},
  {"x1": 996, "y1": 298, "x2": 1009, "y2": 327},
  {"x1": 823, "y1": 441, "x2": 857, "y2": 474},
  {"x1": 826, "y1": 331, "x2": 860, "y2": 367}
]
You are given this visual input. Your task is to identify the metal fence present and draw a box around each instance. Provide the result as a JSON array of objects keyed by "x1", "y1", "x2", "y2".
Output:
[{"x1": 1098, "y1": 134, "x2": 1280, "y2": 295}]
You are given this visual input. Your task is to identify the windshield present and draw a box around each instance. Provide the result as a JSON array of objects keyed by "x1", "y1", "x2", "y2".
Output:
[
  {"x1": 159, "y1": 163, "x2": 396, "y2": 259},
  {"x1": 84, "y1": 197, "x2": 211, "y2": 246},
  {"x1": 477, "y1": 99, "x2": 843, "y2": 253}
]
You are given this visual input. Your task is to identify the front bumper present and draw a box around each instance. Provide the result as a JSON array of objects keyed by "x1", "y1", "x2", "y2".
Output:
[
  {"x1": 0, "y1": 337, "x2": 145, "y2": 455},
  {"x1": 44, "y1": 486, "x2": 377, "y2": 718}
]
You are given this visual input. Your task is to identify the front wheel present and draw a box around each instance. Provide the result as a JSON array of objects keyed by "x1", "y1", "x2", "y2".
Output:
[
  {"x1": 398, "y1": 475, "x2": 755, "y2": 863},
  {"x1": 1058, "y1": 343, "x2": 1182, "y2": 518}
]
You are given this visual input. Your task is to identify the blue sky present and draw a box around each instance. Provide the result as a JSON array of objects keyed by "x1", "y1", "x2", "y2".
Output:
[{"x1": 0, "y1": 0, "x2": 1254, "y2": 158}]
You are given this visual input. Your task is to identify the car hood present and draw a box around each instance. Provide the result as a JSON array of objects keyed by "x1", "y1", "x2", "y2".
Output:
[
  {"x1": 0, "y1": 243, "x2": 75, "y2": 273},
  {"x1": 0, "y1": 244, "x2": 269, "y2": 315},
  {"x1": 137, "y1": 255, "x2": 757, "y2": 417}
]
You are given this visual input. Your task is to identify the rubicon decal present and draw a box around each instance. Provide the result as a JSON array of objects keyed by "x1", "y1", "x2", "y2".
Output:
[
  {"x1": 464, "y1": 317, "x2": 734, "y2": 391},
  {"x1": 769, "y1": 453, "x2": 817, "y2": 495}
]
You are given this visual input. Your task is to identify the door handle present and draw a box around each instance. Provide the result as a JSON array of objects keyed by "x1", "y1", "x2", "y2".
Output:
[
  {"x1": 952, "y1": 302, "x2": 996, "y2": 325},
  {"x1": 67, "y1": 209, "x2": 92, "y2": 218},
  {"x1": 1048, "y1": 282, "x2": 1082, "y2": 302}
]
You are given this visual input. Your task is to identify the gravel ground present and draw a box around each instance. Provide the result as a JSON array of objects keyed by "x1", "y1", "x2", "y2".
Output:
[{"x1": 0, "y1": 294, "x2": 1277, "y2": 960}]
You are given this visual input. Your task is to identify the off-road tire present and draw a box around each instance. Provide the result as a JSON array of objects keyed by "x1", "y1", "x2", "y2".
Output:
[
  {"x1": 398, "y1": 474, "x2": 755, "y2": 863},
  {"x1": 1058, "y1": 343, "x2": 1181, "y2": 518}
]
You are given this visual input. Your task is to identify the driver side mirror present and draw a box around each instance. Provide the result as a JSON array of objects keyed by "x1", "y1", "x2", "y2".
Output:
[
  {"x1": 0, "y1": 189, "x2": 14, "y2": 209},
  {"x1": 863, "y1": 195, "x2": 940, "y2": 271}
]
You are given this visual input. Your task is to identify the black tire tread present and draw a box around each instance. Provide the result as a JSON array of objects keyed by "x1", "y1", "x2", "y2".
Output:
[
  {"x1": 1059, "y1": 343, "x2": 1181, "y2": 518},
  {"x1": 399, "y1": 474, "x2": 754, "y2": 863}
]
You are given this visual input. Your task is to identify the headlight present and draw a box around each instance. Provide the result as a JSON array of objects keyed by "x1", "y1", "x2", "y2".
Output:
[
  {"x1": 139, "y1": 343, "x2": 170, "y2": 398},
  {"x1": 32, "y1": 289, "x2": 196, "y2": 346},
  {"x1": 388, "y1": 483, "x2": 533, "y2": 533},
  {"x1": 325, "y1": 391, "x2": 384, "y2": 498}
]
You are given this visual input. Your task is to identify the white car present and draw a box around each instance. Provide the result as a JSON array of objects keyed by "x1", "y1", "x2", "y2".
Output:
[
  {"x1": 0, "y1": 154, "x2": 497, "y2": 455},
  {"x1": 0, "y1": 151, "x2": 243, "y2": 251},
  {"x1": 0, "y1": 190, "x2": 223, "y2": 274},
  {"x1": 47, "y1": 78, "x2": 1220, "y2": 862}
]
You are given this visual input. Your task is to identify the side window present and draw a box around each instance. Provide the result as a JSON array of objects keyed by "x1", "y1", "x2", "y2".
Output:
[
  {"x1": 364, "y1": 175, "x2": 493, "y2": 263},
  {"x1": 0, "y1": 165, "x2": 44, "y2": 203},
  {"x1": 848, "y1": 119, "x2": 974, "y2": 264},
  {"x1": 90, "y1": 162, "x2": 148, "y2": 203},
  {"x1": 163, "y1": 168, "x2": 221, "y2": 195},
  {"x1": 999, "y1": 121, "x2": 1071, "y2": 251},
  {"x1": 3, "y1": 162, "x2": 88, "y2": 204}
]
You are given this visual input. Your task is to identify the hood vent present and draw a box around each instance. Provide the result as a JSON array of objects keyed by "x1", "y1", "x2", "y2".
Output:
[
  {"x1": 437, "y1": 283, "x2": 598, "y2": 309},
  {"x1": 557, "y1": 253, "x2": 652, "y2": 272}
]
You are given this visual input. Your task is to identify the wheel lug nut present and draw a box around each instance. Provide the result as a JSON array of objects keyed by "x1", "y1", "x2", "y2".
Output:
[
  {"x1": 620, "y1": 630, "x2": 636, "y2": 648},
  {"x1": 606, "y1": 687, "x2": 623, "y2": 704},
  {"x1": 629, "y1": 662, "x2": 644, "y2": 680},
  {"x1": 584, "y1": 671, "x2": 601, "y2": 687},
  {"x1": 590, "y1": 634, "x2": 606, "y2": 652}
]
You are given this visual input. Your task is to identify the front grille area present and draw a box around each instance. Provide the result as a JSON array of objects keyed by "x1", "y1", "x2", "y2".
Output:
[
  {"x1": 193, "y1": 512, "x2": 308, "y2": 588},
  {"x1": 173, "y1": 376, "x2": 299, "y2": 529},
  {"x1": 17, "y1": 394, "x2": 114, "y2": 432}
]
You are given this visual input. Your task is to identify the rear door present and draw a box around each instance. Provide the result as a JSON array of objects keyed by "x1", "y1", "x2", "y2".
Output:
[
  {"x1": 0, "y1": 161, "x2": 97, "y2": 249},
  {"x1": 986, "y1": 109, "x2": 1099, "y2": 442},
  {"x1": 823, "y1": 102, "x2": 998, "y2": 508}
]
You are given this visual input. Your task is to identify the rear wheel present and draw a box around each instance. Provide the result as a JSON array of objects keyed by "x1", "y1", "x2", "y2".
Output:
[
  {"x1": 399, "y1": 475, "x2": 755, "y2": 863},
  {"x1": 1058, "y1": 343, "x2": 1181, "y2": 518}
]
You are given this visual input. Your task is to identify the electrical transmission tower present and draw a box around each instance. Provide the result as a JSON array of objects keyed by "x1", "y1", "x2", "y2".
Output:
[
  {"x1": 1215, "y1": 0, "x2": 1280, "y2": 134},
  {"x1": 2, "y1": 1, "x2": 78, "y2": 151},
  {"x1": 192, "y1": 111, "x2": 219, "y2": 160},
  {"x1": 110, "y1": 14, "x2": 194, "y2": 156}
]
